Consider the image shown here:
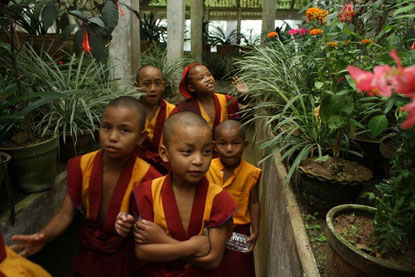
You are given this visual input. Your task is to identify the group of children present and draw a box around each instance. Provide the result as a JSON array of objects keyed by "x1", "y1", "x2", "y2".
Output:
[{"x1": 2, "y1": 63, "x2": 262, "y2": 277}]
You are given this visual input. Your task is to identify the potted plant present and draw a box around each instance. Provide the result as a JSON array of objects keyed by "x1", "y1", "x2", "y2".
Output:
[
  {"x1": 139, "y1": 12, "x2": 167, "y2": 52},
  {"x1": 209, "y1": 26, "x2": 237, "y2": 55}
]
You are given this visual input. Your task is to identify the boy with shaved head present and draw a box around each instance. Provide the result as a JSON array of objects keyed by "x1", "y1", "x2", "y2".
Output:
[
  {"x1": 131, "y1": 111, "x2": 237, "y2": 276},
  {"x1": 134, "y1": 65, "x2": 176, "y2": 174},
  {"x1": 206, "y1": 119, "x2": 261, "y2": 277},
  {"x1": 11, "y1": 96, "x2": 161, "y2": 277}
]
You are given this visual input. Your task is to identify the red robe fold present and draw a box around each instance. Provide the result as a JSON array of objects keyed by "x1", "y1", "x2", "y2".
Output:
[
  {"x1": 171, "y1": 93, "x2": 240, "y2": 139},
  {"x1": 0, "y1": 233, "x2": 5, "y2": 265},
  {"x1": 133, "y1": 174, "x2": 237, "y2": 277},
  {"x1": 137, "y1": 99, "x2": 175, "y2": 174},
  {"x1": 66, "y1": 150, "x2": 161, "y2": 277}
]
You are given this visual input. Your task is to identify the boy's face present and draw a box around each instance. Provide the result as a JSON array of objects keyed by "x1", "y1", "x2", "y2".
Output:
[
  {"x1": 135, "y1": 67, "x2": 165, "y2": 107},
  {"x1": 160, "y1": 125, "x2": 212, "y2": 185},
  {"x1": 99, "y1": 106, "x2": 143, "y2": 160},
  {"x1": 214, "y1": 128, "x2": 248, "y2": 167},
  {"x1": 187, "y1": 65, "x2": 215, "y2": 96}
]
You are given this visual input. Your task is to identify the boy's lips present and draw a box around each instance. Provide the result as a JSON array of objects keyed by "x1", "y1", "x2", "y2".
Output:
[
  {"x1": 105, "y1": 146, "x2": 120, "y2": 152},
  {"x1": 188, "y1": 170, "x2": 203, "y2": 177}
]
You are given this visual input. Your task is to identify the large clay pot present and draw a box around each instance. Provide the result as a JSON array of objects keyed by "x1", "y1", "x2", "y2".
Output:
[
  {"x1": 299, "y1": 157, "x2": 372, "y2": 217},
  {"x1": 326, "y1": 204, "x2": 415, "y2": 277},
  {"x1": 59, "y1": 133, "x2": 95, "y2": 163},
  {"x1": 216, "y1": 44, "x2": 237, "y2": 55},
  {"x1": 0, "y1": 134, "x2": 58, "y2": 193}
]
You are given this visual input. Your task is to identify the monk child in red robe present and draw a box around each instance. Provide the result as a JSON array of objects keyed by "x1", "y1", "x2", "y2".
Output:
[
  {"x1": 134, "y1": 65, "x2": 176, "y2": 175},
  {"x1": 206, "y1": 119, "x2": 261, "y2": 277},
  {"x1": 10, "y1": 96, "x2": 161, "y2": 277},
  {"x1": 130, "y1": 111, "x2": 238, "y2": 276},
  {"x1": 172, "y1": 63, "x2": 240, "y2": 140},
  {"x1": 0, "y1": 232, "x2": 51, "y2": 277}
]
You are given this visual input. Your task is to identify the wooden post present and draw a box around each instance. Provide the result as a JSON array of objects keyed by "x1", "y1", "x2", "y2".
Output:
[{"x1": 191, "y1": 0, "x2": 203, "y2": 62}]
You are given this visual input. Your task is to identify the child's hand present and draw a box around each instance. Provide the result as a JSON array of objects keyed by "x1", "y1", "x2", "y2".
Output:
[
  {"x1": 134, "y1": 218, "x2": 168, "y2": 244},
  {"x1": 115, "y1": 212, "x2": 136, "y2": 237},
  {"x1": 232, "y1": 76, "x2": 249, "y2": 94},
  {"x1": 245, "y1": 232, "x2": 258, "y2": 253},
  {"x1": 188, "y1": 235, "x2": 210, "y2": 257},
  {"x1": 10, "y1": 233, "x2": 46, "y2": 257}
]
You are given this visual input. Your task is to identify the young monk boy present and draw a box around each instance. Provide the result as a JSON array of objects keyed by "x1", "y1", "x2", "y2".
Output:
[
  {"x1": 134, "y1": 65, "x2": 176, "y2": 174},
  {"x1": 205, "y1": 119, "x2": 261, "y2": 277},
  {"x1": 132, "y1": 111, "x2": 238, "y2": 276},
  {"x1": 1, "y1": 232, "x2": 51, "y2": 277},
  {"x1": 10, "y1": 96, "x2": 161, "y2": 277},
  {"x1": 172, "y1": 63, "x2": 240, "y2": 138}
]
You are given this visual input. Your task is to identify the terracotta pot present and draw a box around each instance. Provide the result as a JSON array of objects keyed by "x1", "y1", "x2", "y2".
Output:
[
  {"x1": 202, "y1": 44, "x2": 211, "y2": 53},
  {"x1": 59, "y1": 133, "x2": 95, "y2": 163},
  {"x1": 352, "y1": 137, "x2": 384, "y2": 179},
  {"x1": 0, "y1": 134, "x2": 58, "y2": 193},
  {"x1": 326, "y1": 204, "x2": 415, "y2": 277},
  {"x1": 298, "y1": 158, "x2": 372, "y2": 217}
]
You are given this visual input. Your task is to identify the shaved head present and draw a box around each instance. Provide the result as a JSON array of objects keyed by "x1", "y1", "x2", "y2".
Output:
[
  {"x1": 215, "y1": 119, "x2": 245, "y2": 140},
  {"x1": 104, "y1": 96, "x2": 146, "y2": 131},
  {"x1": 136, "y1": 64, "x2": 162, "y2": 82},
  {"x1": 163, "y1": 111, "x2": 211, "y2": 147}
]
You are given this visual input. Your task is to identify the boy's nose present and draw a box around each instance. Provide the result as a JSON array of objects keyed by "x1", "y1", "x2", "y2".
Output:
[
  {"x1": 226, "y1": 145, "x2": 233, "y2": 152},
  {"x1": 109, "y1": 130, "x2": 119, "y2": 142},
  {"x1": 192, "y1": 153, "x2": 203, "y2": 165}
]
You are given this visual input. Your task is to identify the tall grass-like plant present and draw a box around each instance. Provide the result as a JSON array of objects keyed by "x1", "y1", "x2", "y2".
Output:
[
  {"x1": 14, "y1": 47, "x2": 136, "y2": 144},
  {"x1": 235, "y1": 41, "x2": 333, "y2": 184}
]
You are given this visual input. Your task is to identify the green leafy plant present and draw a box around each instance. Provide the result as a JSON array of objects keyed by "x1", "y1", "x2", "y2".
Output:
[
  {"x1": 14, "y1": 46, "x2": 136, "y2": 144},
  {"x1": 139, "y1": 12, "x2": 166, "y2": 42},
  {"x1": 209, "y1": 26, "x2": 237, "y2": 46}
]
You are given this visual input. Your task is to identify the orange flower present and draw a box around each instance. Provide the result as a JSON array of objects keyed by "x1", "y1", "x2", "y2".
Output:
[
  {"x1": 361, "y1": 39, "x2": 373, "y2": 44},
  {"x1": 306, "y1": 7, "x2": 329, "y2": 24},
  {"x1": 339, "y1": 3, "x2": 355, "y2": 22},
  {"x1": 310, "y1": 29, "x2": 324, "y2": 35},
  {"x1": 267, "y1": 32, "x2": 278, "y2": 38},
  {"x1": 82, "y1": 31, "x2": 91, "y2": 53},
  {"x1": 326, "y1": 42, "x2": 339, "y2": 47}
]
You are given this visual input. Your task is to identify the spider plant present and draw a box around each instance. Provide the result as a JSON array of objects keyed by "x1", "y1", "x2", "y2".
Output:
[
  {"x1": 235, "y1": 41, "x2": 334, "y2": 184},
  {"x1": 14, "y1": 46, "x2": 136, "y2": 145},
  {"x1": 209, "y1": 26, "x2": 237, "y2": 46}
]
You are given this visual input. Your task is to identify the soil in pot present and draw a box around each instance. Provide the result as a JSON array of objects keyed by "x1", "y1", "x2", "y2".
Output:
[
  {"x1": 299, "y1": 157, "x2": 373, "y2": 216},
  {"x1": 326, "y1": 205, "x2": 415, "y2": 277},
  {"x1": 334, "y1": 212, "x2": 415, "y2": 270}
]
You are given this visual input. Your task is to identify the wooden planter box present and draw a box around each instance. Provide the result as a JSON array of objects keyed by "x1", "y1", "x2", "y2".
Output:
[{"x1": 254, "y1": 119, "x2": 320, "y2": 276}]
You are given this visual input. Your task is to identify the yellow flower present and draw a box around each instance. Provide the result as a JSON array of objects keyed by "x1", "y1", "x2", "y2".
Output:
[
  {"x1": 326, "y1": 42, "x2": 339, "y2": 47},
  {"x1": 310, "y1": 29, "x2": 324, "y2": 35},
  {"x1": 267, "y1": 32, "x2": 278, "y2": 38}
]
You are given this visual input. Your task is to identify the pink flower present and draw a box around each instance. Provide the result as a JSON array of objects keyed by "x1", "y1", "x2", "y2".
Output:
[
  {"x1": 347, "y1": 65, "x2": 393, "y2": 97},
  {"x1": 339, "y1": 3, "x2": 355, "y2": 22},
  {"x1": 400, "y1": 101, "x2": 415, "y2": 129},
  {"x1": 388, "y1": 50, "x2": 415, "y2": 99},
  {"x1": 288, "y1": 28, "x2": 310, "y2": 36}
]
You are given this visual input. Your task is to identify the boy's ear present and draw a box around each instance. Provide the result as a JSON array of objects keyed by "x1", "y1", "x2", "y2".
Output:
[
  {"x1": 159, "y1": 145, "x2": 169, "y2": 163},
  {"x1": 137, "y1": 129, "x2": 148, "y2": 146},
  {"x1": 244, "y1": 140, "x2": 249, "y2": 149}
]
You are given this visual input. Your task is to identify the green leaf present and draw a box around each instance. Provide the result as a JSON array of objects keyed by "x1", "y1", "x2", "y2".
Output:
[
  {"x1": 314, "y1": 81, "x2": 324, "y2": 89},
  {"x1": 329, "y1": 115, "x2": 347, "y2": 129},
  {"x1": 89, "y1": 33, "x2": 109, "y2": 63},
  {"x1": 41, "y1": 2, "x2": 58, "y2": 29},
  {"x1": 101, "y1": 1, "x2": 119, "y2": 34},
  {"x1": 368, "y1": 115, "x2": 387, "y2": 137},
  {"x1": 393, "y1": 4, "x2": 415, "y2": 16},
  {"x1": 343, "y1": 95, "x2": 354, "y2": 115},
  {"x1": 89, "y1": 17, "x2": 105, "y2": 28},
  {"x1": 69, "y1": 10, "x2": 89, "y2": 21},
  {"x1": 320, "y1": 95, "x2": 345, "y2": 122},
  {"x1": 61, "y1": 24, "x2": 76, "y2": 41},
  {"x1": 314, "y1": 155, "x2": 329, "y2": 162}
]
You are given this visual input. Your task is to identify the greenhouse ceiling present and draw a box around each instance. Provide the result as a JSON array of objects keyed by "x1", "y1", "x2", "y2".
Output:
[{"x1": 140, "y1": 0, "x2": 308, "y2": 20}]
